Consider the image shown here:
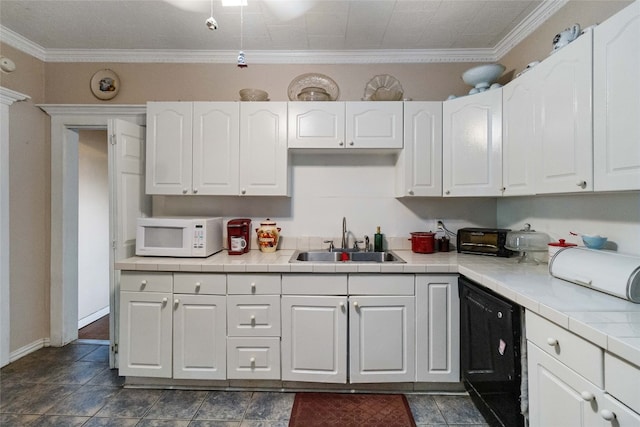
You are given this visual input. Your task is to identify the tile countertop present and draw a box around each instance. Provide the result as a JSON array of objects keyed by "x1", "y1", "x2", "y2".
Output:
[{"x1": 116, "y1": 249, "x2": 640, "y2": 368}]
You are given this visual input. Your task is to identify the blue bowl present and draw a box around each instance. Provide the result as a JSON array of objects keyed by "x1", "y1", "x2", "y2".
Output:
[{"x1": 582, "y1": 235, "x2": 607, "y2": 249}]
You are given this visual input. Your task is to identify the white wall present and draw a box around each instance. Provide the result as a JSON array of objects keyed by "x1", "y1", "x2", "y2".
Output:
[
  {"x1": 153, "y1": 152, "x2": 498, "y2": 250},
  {"x1": 497, "y1": 192, "x2": 640, "y2": 256},
  {"x1": 77, "y1": 130, "x2": 109, "y2": 328}
]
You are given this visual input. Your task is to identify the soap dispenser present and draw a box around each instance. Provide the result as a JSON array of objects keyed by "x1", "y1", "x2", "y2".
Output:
[{"x1": 374, "y1": 226, "x2": 384, "y2": 252}]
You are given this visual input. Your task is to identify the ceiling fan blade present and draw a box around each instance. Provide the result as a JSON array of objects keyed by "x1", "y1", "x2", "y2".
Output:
[{"x1": 263, "y1": 0, "x2": 317, "y2": 21}]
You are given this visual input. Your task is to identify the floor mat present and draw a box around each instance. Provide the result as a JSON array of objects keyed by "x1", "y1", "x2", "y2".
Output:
[{"x1": 289, "y1": 392, "x2": 417, "y2": 427}]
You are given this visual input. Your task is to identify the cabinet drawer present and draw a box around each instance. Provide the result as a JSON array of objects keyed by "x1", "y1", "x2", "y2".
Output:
[
  {"x1": 174, "y1": 273, "x2": 226, "y2": 294},
  {"x1": 227, "y1": 274, "x2": 281, "y2": 294},
  {"x1": 601, "y1": 393, "x2": 640, "y2": 425},
  {"x1": 605, "y1": 352, "x2": 640, "y2": 413},
  {"x1": 227, "y1": 295, "x2": 281, "y2": 337},
  {"x1": 526, "y1": 311, "x2": 603, "y2": 387},
  {"x1": 120, "y1": 272, "x2": 172, "y2": 292},
  {"x1": 349, "y1": 275, "x2": 414, "y2": 295},
  {"x1": 227, "y1": 337, "x2": 280, "y2": 380},
  {"x1": 282, "y1": 274, "x2": 347, "y2": 295}
]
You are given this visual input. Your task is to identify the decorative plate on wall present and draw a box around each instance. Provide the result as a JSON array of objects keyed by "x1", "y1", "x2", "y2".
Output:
[
  {"x1": 90, "y1": 69, "x2": 120, "y2": 100},
  {"x1": 287, "y1": 73, "x2": 339, "y2": 101}
]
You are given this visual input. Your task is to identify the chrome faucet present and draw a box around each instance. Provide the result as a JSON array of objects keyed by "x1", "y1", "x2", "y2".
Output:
[{"x1": 341, "y1": 216, "x2": 347, "y2": 249}]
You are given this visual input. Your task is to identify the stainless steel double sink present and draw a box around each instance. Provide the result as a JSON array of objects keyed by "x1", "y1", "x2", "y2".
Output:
[{"x1": 289, "y1": 250, "x2": 405, "y2": 263}]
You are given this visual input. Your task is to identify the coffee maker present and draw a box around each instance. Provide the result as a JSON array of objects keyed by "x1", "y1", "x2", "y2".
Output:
[{"x1": 227, "y1": 218, "x2": 251, "y2": 255}]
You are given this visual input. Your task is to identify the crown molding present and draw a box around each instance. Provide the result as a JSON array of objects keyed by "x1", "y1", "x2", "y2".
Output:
[
  {"x1": 494, "y1": 0, "x2": 569, "y2": 60},
  {"x1": 1, "y1": 0, "x2": 564, "y2": 65},
  {"x1": 0, "y1": 26, "x2": 47, "y2": 61},
  {"x1": 0, "y1": 87, "x2": 30, "y2": 106},
  {"x1": 37, "y1": 104, "x2": 146, "y2": 117}
]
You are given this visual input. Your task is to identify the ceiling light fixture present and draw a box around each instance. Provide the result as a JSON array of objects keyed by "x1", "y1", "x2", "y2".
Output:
[
  {"x1": 205, "y1": 0, "x2": 218, "y2": 30},
  {"x1": 237, "y1": 4, "x2": 247, "y2": 68}
]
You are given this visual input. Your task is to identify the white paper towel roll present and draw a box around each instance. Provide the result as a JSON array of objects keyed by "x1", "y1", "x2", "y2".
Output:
[{"x1": 549, "y1": 247, "x2": 640, "y2": 303}]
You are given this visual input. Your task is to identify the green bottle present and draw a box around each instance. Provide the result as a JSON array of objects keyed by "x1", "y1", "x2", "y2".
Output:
[{"x1": 374, "y1": 226, "x2": 383, "y2": 252}]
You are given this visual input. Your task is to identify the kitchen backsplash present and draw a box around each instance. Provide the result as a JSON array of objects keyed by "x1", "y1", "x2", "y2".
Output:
[{"x1": 151, "y1": 153, "x2": 639, "y2": 257}]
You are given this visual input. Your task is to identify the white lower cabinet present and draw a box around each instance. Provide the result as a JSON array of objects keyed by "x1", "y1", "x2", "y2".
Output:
[
  {"x1": 281, "y1": 274, "x2": 348, "y2": 383},
  {"x1": 528, "y1": 342, "x2": 603, "y2": 427},
  {"x1": 415, "y1": 275, "x2": 460, "y2": 382},
  {"x1": 349, "y1": 275, "x2": 415, "y2": 383},
  {"x1": 173, "y1": 294, "x2": 226, "y2": 380},
  {"x1": 226, "y1": 274, "x2": 282, "y2": 380},
  {"x1": 281, "y1": 295, "x2": 348, "y2": 383},
  {"x1": 119, "y1": 272, "x2": 173, "y2": 378}
]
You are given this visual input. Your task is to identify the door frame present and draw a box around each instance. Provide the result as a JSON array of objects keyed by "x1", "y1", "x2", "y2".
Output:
[{"x1": 39, "y1": 105, "x2": 145, "y2": 367}]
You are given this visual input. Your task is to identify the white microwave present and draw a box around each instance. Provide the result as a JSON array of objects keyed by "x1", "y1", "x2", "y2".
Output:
[{"x1": 136, "y1": 217, "x2": 223, "y2": 257}]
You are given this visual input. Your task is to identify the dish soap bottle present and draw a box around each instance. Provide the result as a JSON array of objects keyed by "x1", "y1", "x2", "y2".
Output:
[{"x1": 374, "y1": 226, "x2": 384, "y2": 252}]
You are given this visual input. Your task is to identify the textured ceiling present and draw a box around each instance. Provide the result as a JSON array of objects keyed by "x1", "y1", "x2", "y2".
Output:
[{"x1": 0, "y1": 0, "x2": 553, "y2": 63}]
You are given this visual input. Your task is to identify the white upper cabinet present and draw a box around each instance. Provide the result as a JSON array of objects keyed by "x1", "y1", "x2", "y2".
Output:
[
  {"x1": 239, "y1": 102, "x2": 289, "y2": 196},
  {"x1": 288, "y1": 102, "x2": 345, "y2": 148},
  {"x1": 146, "y1": 102, "x2": 193, "y2": 195},
  {"x1": 533, "y1": 32, "x2": 593, "y2": 194},
  {"x1": 593, "y1": 0, "x2": 640, "y2": 191},
  {"x1": 396, "y1": 102, "x2": 442, "y2": 197},
  {"x1": 502, "y1": 70, "x2": 537, "y2": 196},
  {"x1": 442, "y1": 89, "x2": 503, "y2": 197},
  {"x1": 146, "y1": 102, "x2": 288, "y2": 196},
  {"x1": 146, "y1": 102, "x2": 239, "y2": 195},
  {"x1": 192, "y1": 102, "x2": 240, "y2": 195},
  {"x1": 287, "y1": 101, "x2": 403, "y2": 149}
]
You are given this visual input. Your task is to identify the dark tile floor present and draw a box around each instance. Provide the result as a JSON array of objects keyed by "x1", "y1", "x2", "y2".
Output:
[{"x1": 0, "y1": 342, "x2": 488, "y2": 426}]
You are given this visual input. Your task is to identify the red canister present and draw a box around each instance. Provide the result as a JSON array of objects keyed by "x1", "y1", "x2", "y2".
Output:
[{"x1": 409, "y1": 232, "x2": 436, "y2": 254}]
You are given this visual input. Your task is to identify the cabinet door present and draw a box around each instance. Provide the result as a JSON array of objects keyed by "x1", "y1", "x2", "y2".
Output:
[
  {"x1": 528, "y1": 342, "x2": 602, "y2": 427},
  {"x1": 534, "y1": 33, "x2": 593, "y2": 194},
  {"x1": 239, "y1": 102, "x2": 289, "y2": 196},
  {"x1": 287, "y1": 102, "x2": 345, "y2": 148},
  {"x1": 349, "y1": 295, "x2": 415, "y2": 383},
  {"x1": 442, "y1": 89, "x2": 503, "y2": 197},
  {"x1": 416, "y1": 275, "x2": 460, "y2": 382},
  {"x1": 396, "y1": 102, "x2": 442, "y2": 197},
  {"x1": 502, "y1": 71, "x2": 537, "y2": 196},
  {"x1": 281, "y1": 296, "x2": 347, "y2": 383},
  {"x1": 346, "y1": 102, "x2": 403, "y2": 149},
  {"x1": 173, "y1": 294, "x2": 226, "y2": 380},
  {"x1": 145, "y1": 102, "x2": 193, "y2": 195},
  {"x1": 192, "y1": 102, "x2": 240, "y2": 195},
  {"x1": 119, "y1": 291, "x2": 172, "y2": 378},
  {"x1": 594, "y1": 1, "x2": 640, "y2": 191}
]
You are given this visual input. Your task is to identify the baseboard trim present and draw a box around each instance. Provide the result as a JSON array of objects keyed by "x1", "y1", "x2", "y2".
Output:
[
  {"x1": 78, "y1": 306, "x2": 110, "y2": 329},
  {"x1": 9, "y1": 338, "x2": 51, "y2": 363}
]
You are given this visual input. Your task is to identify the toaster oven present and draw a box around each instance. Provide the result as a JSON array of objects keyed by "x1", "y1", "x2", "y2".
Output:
[{"x1": 457, "y1": 228, "x2": 514, "y2": 257}]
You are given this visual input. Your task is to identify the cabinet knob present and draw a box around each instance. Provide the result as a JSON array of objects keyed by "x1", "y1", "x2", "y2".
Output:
[
  {"x1": 546, "y1": 337, "x2": 558, "y2": 347},
  {"x1": 140, "y1": 280, "x2": 147, "y2": 289},
  {"x1": 250, "y1": 357, "x2": 256, "y2": 364},
  {"x1": 600, "y1": 410, "x2": 615, "y2": 421},
  {"x1": 576, "y1": 180, "x2": 587, "y2": 189},
  {"x1": 174, "y1": 299, "x2": 180, "y2": 307},
  {"x1": 339, "y1": 141, "x2": 344, "y2": 146},
  {"x1": 241, "y1": 188, "x2": 246, "y2": 195},
  {"x1": 408, "y1": 189, "x2": 414, "y2": 195},
  {"x1": 193, "y1": 188, "x2": 198, "y2": 194},
  {"x1": 162, "y1": 297, "x2": 168, "y2": 305},
  {"x1": 445, "y1": 190, "x2": 451, "y2": 195},
  {"x1": 182, "y1": 188, "x2": 188, "y2": 194},
  {"x1": 195, "y1": 282, "x2": 201, "y2": 291},
  {"x1": 580, "y1": 391, "x2": 595, "y2": 401},
  {"x1": 250, "y1": 283, "x2": 256, "y2": 292},
  {"x1": 349, "y1": 141, "x2": 354, "y2": 146},
  {"x1": 250, "y1": 315, "x2": 256, "y2": 323},
  {"x1": 500, "y1": 187, "x2": 506, "y2": 192},
  {"x1": 353, "y1": 301, "x2": 359, "y2": 308},
  {"x1": 339, "y1": 302, "x2": 345, "y2": 308}
]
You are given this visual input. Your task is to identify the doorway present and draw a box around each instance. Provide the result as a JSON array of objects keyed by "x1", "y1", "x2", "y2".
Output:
[
  {"x1": 77, "y1": 130, "x2": 110, "y2": 341},
  {"x1": 42, "y1": 105, "x2": 147, "y2": 368}
]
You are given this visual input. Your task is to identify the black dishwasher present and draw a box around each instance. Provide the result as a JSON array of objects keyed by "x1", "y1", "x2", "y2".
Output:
[{"x1": 459, "y1": 276, "x2": 525, "y2": 427}]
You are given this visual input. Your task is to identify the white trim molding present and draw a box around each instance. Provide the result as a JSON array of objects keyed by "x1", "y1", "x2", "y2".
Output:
[{"x1": 0, "y1": 86, "x2": 30, "y2": 368}]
